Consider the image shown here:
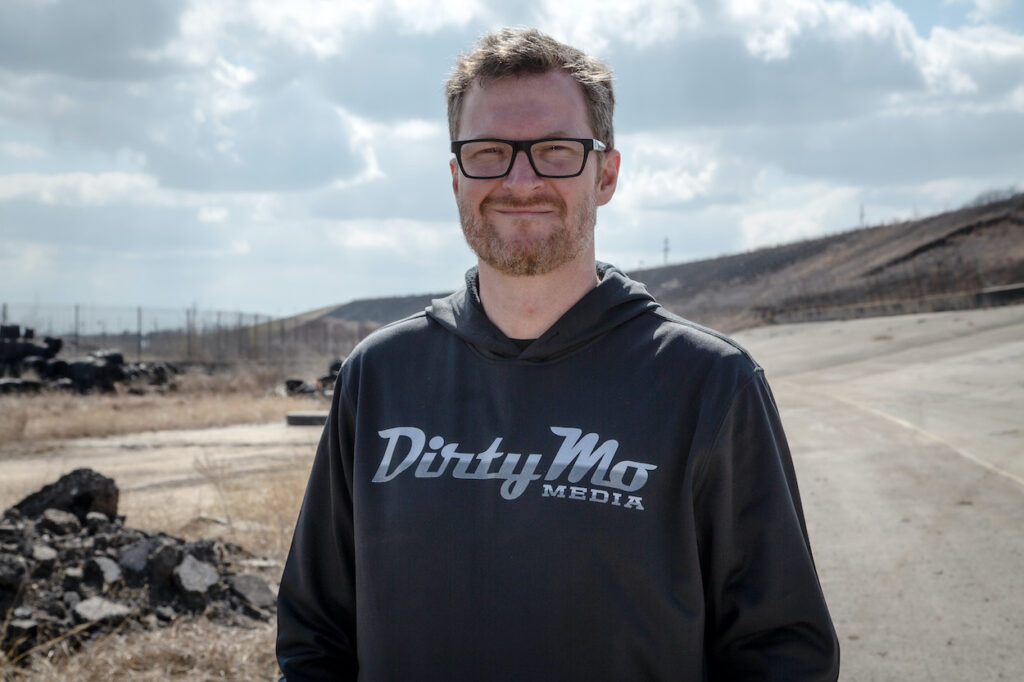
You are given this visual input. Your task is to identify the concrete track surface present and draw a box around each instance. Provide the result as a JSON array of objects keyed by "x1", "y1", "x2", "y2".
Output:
[
  {"x1": 734, "y1": 304, "x2": 1024, "y2": 681},
  {"x1": 1, "y1": 304, "x2": 1022, "y2": 680}
]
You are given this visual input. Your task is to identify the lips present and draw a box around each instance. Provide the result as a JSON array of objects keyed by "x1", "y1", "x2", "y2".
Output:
[
  {"x1": 494, "y1": 207, "x2": 553, "y2": 215},
  {"x1": 481, "y1": 197, "x2": 564, "y2": 218}
]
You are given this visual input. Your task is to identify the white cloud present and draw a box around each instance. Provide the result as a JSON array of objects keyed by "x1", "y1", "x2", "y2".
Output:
[
  {"x1": 392, "y1": 0, "x2": 488, "y2": 33},
  {"x1": 723, "y1": 0, "x2": 826, "y2": 61},
  {"x1": 325, "y1": 218, "x2": 457, "y2": 255},
  {"x1": 0, "y1": 172, "x2": 159, "y2": 205},
  {"x1": 247, "y1": 0, "x2": 377, "y2": 58},
  {"x1": 0, "y1": 241, "x2": 54, "y2": 279},
  {"x1": 393, "y1": 119, "x2": 445, "y2": 141},
  {"x1": 536, "y1": 0, "x2": 702, "y2": 53},
  {"x1": 916, "y1": 24, "x2": 1024, "y2": 95},
  {"x1": 739, "y1": 179, "x2": 859, "y2": 249},
  {"x1": 945, "y1": 0, "x2": 1012, "y2": 23},
  {"x1": 716, "y1": 0, "x2": 1023, "y2": 102},
  {"x1": 251, "y1": 195, "x2": 281, "y2": 223},
  {"x1": 198, "y1": 206, "x2": 229, "y2": 223},
  {"x1": 721, "y1": 0, "x2": 918, "y2": 61},
  {"x1": 0, "y1": 172, "x2": 280, "y2": 217},
  {"x1": 1, "y1": 142, "x2": 45, "y2": 159},
  {"x1": 1010, "y1": 83, "x2": 1024, "y2": 111},
  {"x1": 188, "y1": 58, "x2": 257, "y2": 147},
  {"x1": 614, "y1": 134, "x2": 722, "y2": 208},
  {"x1": 166, "y1": 1, "x2": 377, "y2": 63},
  {"x1": 170, "y1": 0, "x2": 487, "y2": 64},
  {"x1": 330, "y1": 108, "x2": 386, "y2": 188}
]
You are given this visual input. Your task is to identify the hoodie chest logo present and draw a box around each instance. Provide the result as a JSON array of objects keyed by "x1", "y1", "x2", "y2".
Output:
[{"x1": 371, "y1": 426, "x2": 657, "y2": 511}]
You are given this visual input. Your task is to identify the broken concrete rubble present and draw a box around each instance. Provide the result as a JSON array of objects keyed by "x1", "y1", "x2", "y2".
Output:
[{"x1": 0, "y1": 468, "x2": 277, "y2": 666}]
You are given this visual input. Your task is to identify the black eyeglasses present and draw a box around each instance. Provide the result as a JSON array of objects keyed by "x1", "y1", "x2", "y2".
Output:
[{"x1": 450, "y1": 137, "x2": 607, "y2": 179}]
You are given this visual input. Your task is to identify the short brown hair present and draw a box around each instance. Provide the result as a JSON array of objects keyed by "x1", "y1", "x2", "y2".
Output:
[{"x1": 446, "y1": 28, "x2": 615, "y2": 149}]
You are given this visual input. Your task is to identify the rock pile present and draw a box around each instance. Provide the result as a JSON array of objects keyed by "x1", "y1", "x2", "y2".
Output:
[{"x1": 0, "y1": 469, "x2": 276, "y2": 664}]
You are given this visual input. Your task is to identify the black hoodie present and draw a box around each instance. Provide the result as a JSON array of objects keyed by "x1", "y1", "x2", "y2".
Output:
[{"x1": 276, "y1": 264, "x2": 840, "y2": 681}]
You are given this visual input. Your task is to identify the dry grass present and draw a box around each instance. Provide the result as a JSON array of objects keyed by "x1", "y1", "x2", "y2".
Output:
[
  {"x1": 0, "y1": 365, "x2": 319, "y2": 680},
  {"x1": 0, "y1": 366, "x2": 321, "y2": 448},
  {"x1": 0, "y1": 407, "x2": 28, "y2": 444},
  {"x1": 168, "y1": 465, "x2": 311, "y2": 564},
  {"x1": 4, "y1": 619, "x2": 279, "y2": 681}
]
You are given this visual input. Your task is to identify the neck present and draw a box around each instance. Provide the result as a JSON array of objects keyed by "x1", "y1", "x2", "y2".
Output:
[{"x1": 477, "y1": 252, "x2": 599, "y2": 339}]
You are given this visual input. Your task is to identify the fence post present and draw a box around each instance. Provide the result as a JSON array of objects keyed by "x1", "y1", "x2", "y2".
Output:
[
  {"x1": 259, "y1": 314, "x2": 266, "y2": 360},
  {"x1": 249, "y1": 314, "x2": 256, "y2": 360},
  {"x1": 186, "y1": 308, "x2": 193, "y2": 361}
]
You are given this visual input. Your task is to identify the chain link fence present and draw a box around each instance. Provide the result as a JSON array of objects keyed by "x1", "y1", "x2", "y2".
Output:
[{"x1": 1, "y1": 302, "x2": 373, "y2": 373}]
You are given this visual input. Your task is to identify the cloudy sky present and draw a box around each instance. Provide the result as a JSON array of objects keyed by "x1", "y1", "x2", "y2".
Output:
[{"x1": 1, "y1": 0, "x2": 1022, "y2": 316}]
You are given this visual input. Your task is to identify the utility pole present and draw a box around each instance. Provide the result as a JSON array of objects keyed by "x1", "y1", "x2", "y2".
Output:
[{"x1": 663, "y1": 237, "x2": 669, "y2": 265}]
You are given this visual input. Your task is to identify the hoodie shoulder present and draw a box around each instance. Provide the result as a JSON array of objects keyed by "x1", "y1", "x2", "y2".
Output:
[
  {"x1": 640, "y1": 305, "x2": 765, "y2": 386},
  {"x1": 346, "y1": 310, "x2": 433, "y2": 362}
]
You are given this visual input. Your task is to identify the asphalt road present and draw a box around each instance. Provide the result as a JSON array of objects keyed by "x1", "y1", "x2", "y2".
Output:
[{"x1": 735, "y1": 304, "x2": 1024, "y2": 681}]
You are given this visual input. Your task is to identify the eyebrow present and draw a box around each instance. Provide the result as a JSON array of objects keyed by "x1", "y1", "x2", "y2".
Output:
[{"x1": 466, "y1": 131, "x2": 584, "y2": 140}]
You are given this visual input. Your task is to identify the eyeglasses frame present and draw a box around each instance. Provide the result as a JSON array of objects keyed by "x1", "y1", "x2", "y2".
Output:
[{"x1": 450, "y1": 137, "x2": 608, "y2": 179}]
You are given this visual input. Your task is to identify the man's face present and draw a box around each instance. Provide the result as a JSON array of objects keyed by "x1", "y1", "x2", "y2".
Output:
[{"x1": 451, "y1": 70, "x2": 619, "y2": 277}]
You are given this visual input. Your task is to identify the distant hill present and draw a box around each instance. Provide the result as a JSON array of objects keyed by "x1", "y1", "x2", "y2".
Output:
[
  {"x1": 322, "y1": 293, "x2": 446, "y2": 324},
  {"x1": 637, "y1": 193, "x2": 1023, "y2": 331},
  {"x1": 296, "y1": 193, "x2": 1024, "y2": 335}
]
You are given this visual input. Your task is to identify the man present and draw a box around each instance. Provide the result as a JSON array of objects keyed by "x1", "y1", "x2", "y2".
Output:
[{"x1": 277, "y1": 27, "x2": 840, "y2": 681}]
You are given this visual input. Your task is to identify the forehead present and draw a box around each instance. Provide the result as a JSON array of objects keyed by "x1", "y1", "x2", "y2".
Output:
[{"x1": 457, "y1": 69, "x2": 592, "y2": 140}]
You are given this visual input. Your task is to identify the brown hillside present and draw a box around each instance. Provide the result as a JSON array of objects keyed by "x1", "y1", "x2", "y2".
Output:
[{"x1": 640, "y1": 193, "x2": 1023, "y2": 331}]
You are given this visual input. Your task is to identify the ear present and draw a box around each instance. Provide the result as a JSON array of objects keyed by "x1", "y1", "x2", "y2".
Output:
[
  {"x1": 450, "y1": 157, "x2": 460, "y2": 195},
  {"x1": 595, "y1": 148, "x2": 620, "y2": 207}
]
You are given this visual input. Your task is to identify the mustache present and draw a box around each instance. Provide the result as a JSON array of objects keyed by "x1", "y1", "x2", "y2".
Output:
[{"x1": 480, "y1": 196, "x2": 565, "y2": 212}]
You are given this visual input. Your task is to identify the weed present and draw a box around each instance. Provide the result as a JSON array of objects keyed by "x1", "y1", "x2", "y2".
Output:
[{"x1": 0, "y1": 408, "x2": 27, "y2": 445}]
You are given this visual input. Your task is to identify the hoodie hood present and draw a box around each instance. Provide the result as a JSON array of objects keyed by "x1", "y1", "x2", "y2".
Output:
[{"x1": 425, "y1": 262, "x2": 658, "y2": 363}]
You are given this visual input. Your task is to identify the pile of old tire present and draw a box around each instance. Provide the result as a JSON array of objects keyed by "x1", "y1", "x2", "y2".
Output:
[{"x1": 0, "y1": 323, "x2": 182, "y2": 395}]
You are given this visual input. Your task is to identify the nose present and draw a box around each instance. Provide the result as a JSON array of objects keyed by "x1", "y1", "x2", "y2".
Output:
[{"x1": 502, "y1": 149, "x2": 543, "y2": 191}]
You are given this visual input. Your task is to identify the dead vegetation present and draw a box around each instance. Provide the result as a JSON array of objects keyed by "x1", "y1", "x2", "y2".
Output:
[
  {"x1": 3, "y1": 619, "x2": 278, "y2": 681},
  {"x1": 0, "y1": 365, "x2": 320, "y2": 450}
]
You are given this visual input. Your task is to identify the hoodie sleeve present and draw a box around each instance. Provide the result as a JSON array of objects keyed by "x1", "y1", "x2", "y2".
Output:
[
  {"x1": 694, "y1": 370, "x2": 840, "y2": 681},
  {"x1": 276, "y1": 375, "x2": 359, "y2": 681}
]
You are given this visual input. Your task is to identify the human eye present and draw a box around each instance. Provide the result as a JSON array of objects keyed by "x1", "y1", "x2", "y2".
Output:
[
  {"x1": 465, "y1": 142, "x2": 509, "y2": 159},
  {"x1": 533, "y1": 140, "x2": 582, "y2": 159}
]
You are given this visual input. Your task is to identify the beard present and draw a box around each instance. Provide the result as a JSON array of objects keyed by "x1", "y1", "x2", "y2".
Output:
[{"x1": 458, "y1": 193, "x2": 596, "y2": 277}]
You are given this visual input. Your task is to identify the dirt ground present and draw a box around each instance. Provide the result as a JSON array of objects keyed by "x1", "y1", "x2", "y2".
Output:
[
  {"x1": 2, "y1": 304, "x2": 1022, "y2": 681},
  {"x1": 0, "y1": 422, "x2": 321, "y2": 535}
]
